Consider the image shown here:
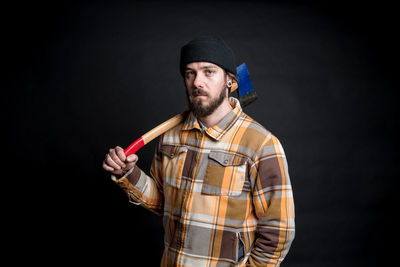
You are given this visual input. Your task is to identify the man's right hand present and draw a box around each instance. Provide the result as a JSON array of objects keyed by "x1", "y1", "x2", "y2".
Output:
[{"x1": 102, "y1": 146, "x2": 138, "y2": 176}]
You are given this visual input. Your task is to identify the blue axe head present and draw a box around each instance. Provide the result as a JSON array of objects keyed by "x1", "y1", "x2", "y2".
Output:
[{"x1": 231, "y1": 63, "x2": 257, "y2": 107}]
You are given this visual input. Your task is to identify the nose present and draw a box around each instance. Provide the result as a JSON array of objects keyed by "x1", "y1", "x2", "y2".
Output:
[{"x1": 193, "y1": 73, "x2": 204, "y2": 88}]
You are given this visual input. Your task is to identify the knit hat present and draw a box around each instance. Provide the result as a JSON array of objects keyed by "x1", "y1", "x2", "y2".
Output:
[{"x1": 180, "y1": 36, "x2": 236, "y2": 76}]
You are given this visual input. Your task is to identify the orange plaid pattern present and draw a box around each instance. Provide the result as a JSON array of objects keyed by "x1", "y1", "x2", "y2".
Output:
[{"x1": 115, "y1": 97, "x2": 295, "y2": 266}]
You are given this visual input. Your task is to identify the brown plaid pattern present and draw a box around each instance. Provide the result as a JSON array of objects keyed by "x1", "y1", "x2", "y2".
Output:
[{"x1": 115, "y1": 98, "x2": 295, "y2": 266}]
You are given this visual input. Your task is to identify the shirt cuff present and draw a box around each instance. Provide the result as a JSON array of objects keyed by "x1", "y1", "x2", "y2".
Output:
[
  {"x1": 112, "y1": 166, "x2": 149, "y2": 205},
  {"x1": 111, "y1": 166, "x2": 141, "y2": 185}
]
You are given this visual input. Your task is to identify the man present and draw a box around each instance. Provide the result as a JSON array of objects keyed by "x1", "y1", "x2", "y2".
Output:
[{"x1": 103, "y1": 36, "x2": 295, "y2": 266}]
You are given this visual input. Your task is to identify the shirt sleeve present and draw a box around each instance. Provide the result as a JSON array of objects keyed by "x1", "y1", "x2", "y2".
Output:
[
  {"x1": 247, "y1": 135, "x2": 295, "y2": 267},
  {"x1": 112, "y1": 140, "x2": 164, "y2": 216}
]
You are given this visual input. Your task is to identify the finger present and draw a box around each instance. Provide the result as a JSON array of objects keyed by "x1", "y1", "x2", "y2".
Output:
[
  {"x1": 125, "y1": 161, "x2": 137, "y2": 170},
  {"x1": 105, "y1": 153, "x2": 121, "y2": 170},
  {"x1": 109, "y1": 148, "x2": 126, "y2": 168},
  {"x1": 111, "y1": 168, "x2": 124, "y2": 176},
  {"x1": 115, "y1": 146, "x2": 127, "y2": 162},
  {"x1": 102, "y1": 161, "x2": 114, "y2": 172}
]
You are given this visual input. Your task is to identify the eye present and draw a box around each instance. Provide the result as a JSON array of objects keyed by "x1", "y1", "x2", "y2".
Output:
[
  {"x1": 185, "y1": 71, "x2": 195, "y2": 78},
  {"x1": 205, "y1": 69, "x2": 214, "y2": 76}
]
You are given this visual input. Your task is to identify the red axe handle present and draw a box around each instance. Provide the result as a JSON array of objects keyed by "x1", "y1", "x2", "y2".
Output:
[{"x1": 124, "y1": 111, "x2": 187, "y2": 156}]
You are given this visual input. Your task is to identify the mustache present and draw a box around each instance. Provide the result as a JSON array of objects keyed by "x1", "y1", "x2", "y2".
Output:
[{"x1": 192, "y1": 88, "x2": 209, "y2": 97}]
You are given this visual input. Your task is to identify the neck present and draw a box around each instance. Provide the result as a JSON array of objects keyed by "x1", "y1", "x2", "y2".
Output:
[{"x1": 198, "y1": 98, "x2": 233, "y2": 128}]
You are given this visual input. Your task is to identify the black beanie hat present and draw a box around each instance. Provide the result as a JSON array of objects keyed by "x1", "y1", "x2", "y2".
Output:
[{"x1": 180, "y1": 36, "x2": 236, "y2": 76}]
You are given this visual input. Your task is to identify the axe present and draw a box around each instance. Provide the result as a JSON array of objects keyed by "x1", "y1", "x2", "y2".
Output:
[{"x1": 123, "y1": 63, "x2": 257, "y2": 157}]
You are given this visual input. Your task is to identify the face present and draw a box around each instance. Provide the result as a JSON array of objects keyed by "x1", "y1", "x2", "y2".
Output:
[{"x1": 184, "y1": 62, "x2": 230, "y2": 118}]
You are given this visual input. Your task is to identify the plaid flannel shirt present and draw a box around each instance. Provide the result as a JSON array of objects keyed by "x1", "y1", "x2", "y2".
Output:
[{"x1": 115, "y1": 97, "x2": 295, "y2": 266}]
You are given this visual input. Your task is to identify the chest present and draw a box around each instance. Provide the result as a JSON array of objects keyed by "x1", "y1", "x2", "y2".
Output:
[{"x1": 159, "y1": 142, "x2": 252, "y2": 197}]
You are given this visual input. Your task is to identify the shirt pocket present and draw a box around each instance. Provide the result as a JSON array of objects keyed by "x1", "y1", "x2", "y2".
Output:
[
  {"x1": 160, "y1": 144, "x2": 188, "y2": 189},
  {"x1": 201, "y1": 151, "x2": 247, "y2": 196}
]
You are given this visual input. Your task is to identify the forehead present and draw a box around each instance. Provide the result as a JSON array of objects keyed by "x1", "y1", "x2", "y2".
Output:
[{"x1": 185, "y1": 62, "x2": 222, "y2": 70}]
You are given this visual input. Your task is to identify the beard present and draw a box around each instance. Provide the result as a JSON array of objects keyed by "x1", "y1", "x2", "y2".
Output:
[{"x1": 186, "y1": 84, "x2": 227, "y2": 118}]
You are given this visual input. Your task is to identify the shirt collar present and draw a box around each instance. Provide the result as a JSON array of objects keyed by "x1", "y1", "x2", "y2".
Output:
[{"x1": 182, "y1": 97, "x2": 243, "y2": 141}]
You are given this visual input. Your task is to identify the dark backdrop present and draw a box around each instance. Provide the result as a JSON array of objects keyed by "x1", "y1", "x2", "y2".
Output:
[{"x1": 3, "y1": 1, "x2": 398, "y2": 266}]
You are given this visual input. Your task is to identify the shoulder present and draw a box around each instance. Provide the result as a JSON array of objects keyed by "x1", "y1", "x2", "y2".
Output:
[
  {"x1": 239, "y1": 112, "x2": 277, "y2": 143},
  {"x1": 237, "y1": 112, "x2": 284, "y2": 156},
  {"x1": 159, "y1": 111, "x2": 189, "y2": 145}
]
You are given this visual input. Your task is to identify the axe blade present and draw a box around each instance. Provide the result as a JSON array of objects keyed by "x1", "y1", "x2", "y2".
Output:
[{"x1": 236, "y1": 63, "x2": 257, "y2": 107}]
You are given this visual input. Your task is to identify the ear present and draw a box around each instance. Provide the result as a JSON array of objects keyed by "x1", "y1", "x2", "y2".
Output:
[
  {"x1": 226, "y1": 73, "x2": 233, "y2": 84},
  {"x1": 225, "y1": 73, "x2": 234, "y2": 94}
]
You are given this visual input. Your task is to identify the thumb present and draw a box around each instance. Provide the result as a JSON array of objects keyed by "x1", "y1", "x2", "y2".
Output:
[{"x1": 126, "y1": 154, "x2": 138, "y2": 163}]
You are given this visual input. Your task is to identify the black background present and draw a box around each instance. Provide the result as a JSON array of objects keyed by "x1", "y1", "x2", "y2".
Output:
[{"x1": 3, "y1": 1, "x2": 398, "y2": 266}]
